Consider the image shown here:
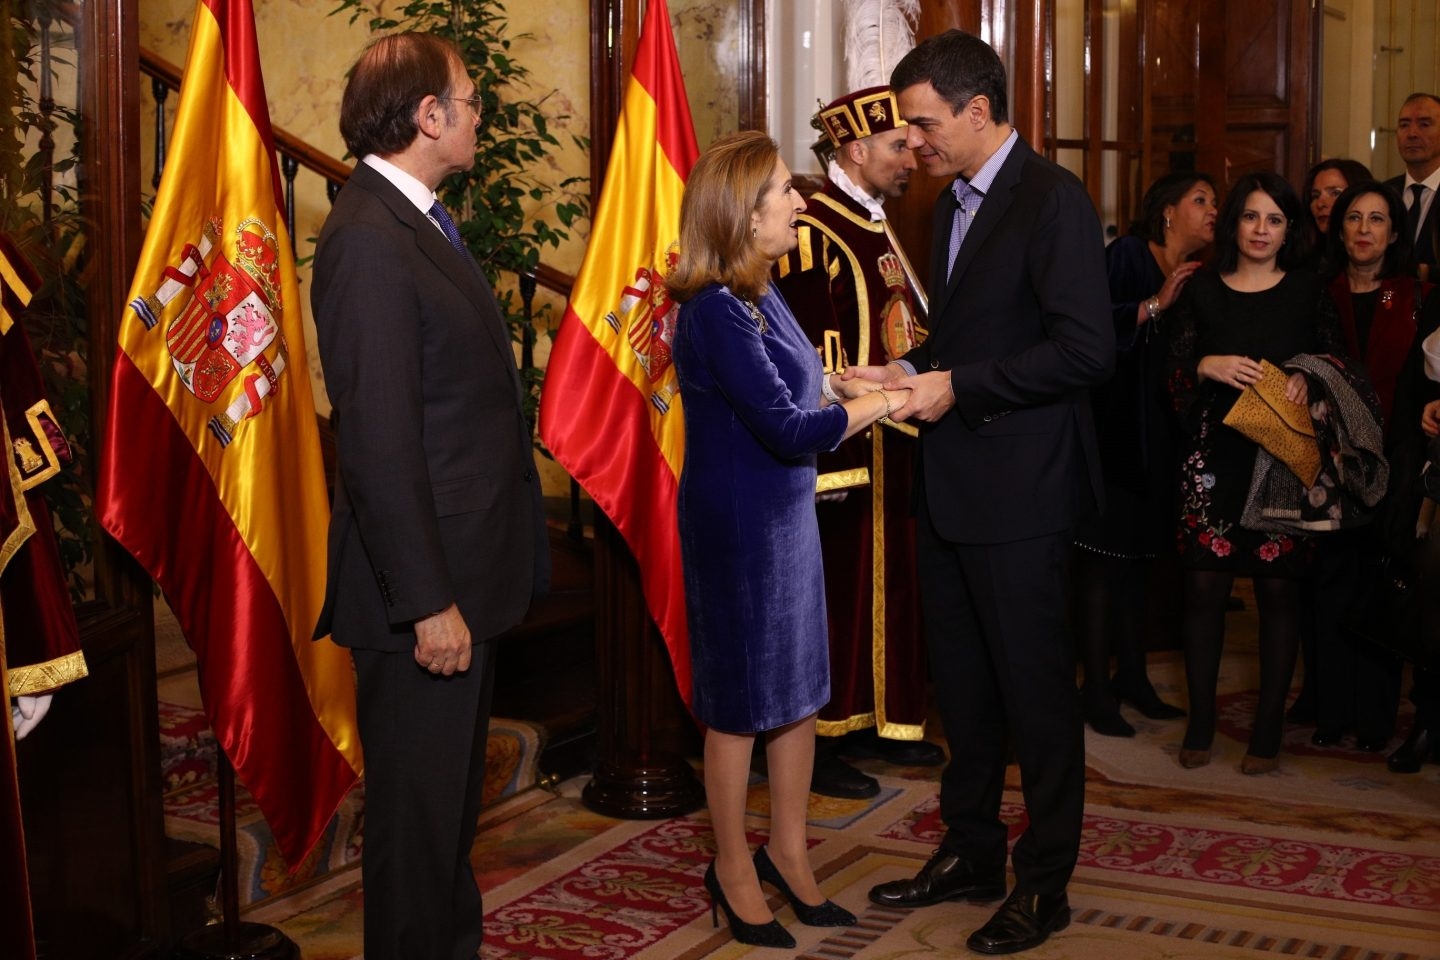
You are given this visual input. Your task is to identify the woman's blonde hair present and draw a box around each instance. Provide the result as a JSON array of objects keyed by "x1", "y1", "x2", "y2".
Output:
[{"x1": 666, "y1": 130, "x2": 781, "y2": 303}]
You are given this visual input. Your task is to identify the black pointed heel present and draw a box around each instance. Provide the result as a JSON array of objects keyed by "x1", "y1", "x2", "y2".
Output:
[
  {"x1": 753, "y1": 845, "x2": 857, "y2": 926},
  {"x1": 703, "y1": 859, "x2": 796, "y2": 948}
]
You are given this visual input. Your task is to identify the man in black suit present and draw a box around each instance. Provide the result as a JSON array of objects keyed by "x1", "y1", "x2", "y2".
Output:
[
  {"x1": 311, "y1": 32, "x2": 546, "y2": 960},
  {"x1": 846, "y1": 30, "x2": 1113, "y2": 955},
  {"x1": 1387, "y1": 92, "x2": 1440, "y2": 278}
]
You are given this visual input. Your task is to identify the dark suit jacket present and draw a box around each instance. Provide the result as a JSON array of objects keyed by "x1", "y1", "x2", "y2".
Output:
[
  {"x1": 311, "y1": 161, "x2": 545, "y2": 651},
  {"x1": 903, "y1": 136, "x2": 1114, "y2": 545},
  {"x1": 1387, "y1": 174, "x2": 1438, "y2": 276}
]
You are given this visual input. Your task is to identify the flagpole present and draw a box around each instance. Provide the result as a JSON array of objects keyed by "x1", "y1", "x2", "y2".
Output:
[
  {"x1": 170, "y1": 751, "x2": 299, "y2": 960},
  {"x1": 581, "y1": 514, "x2": 704, "y2": 819}
]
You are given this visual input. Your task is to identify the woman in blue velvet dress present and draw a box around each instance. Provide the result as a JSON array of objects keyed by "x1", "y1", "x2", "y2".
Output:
[{"x1": 667, "y1": 130, "x2": 905, "y2": 949}]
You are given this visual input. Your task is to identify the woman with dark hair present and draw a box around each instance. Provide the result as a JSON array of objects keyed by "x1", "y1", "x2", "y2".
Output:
[
  {"x1": 667, "y1": 130, "x2": 899, "y2": 948},
  {"x1": 1298, "y1": 158, "x2": 1373, "y2": 266},
  {"x1": 1167, "y1": 171, "x2": 1345, "y2": 775},
  {"x1": 1073, "y1": 171, "x2": 1216, "y2": 736},
  {"x1": 1306, "y1": 181, "x2": 1439, "y2": 750}
]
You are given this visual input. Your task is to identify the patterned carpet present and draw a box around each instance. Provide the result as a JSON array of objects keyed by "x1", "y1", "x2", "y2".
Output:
[{"x1": 242, "y1": 647, "x2": 1440, "y2": 959}]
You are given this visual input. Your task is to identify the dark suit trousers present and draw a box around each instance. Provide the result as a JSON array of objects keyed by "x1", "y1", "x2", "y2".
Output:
[
  {"x1": 917, "y1": 502, "x2": 1085, "y2": 896},
  {"x1": 352, "y1": 641, "x2": 497, "y2": 960}
]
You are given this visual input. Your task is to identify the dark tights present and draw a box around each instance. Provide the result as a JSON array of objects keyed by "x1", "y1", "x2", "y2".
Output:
[{"x1": 1182, "y1": 570, "x2": 1299, "y2": 758}]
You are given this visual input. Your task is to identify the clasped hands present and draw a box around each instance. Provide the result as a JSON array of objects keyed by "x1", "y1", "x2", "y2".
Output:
[
  {"x1": 1197, "y1": 355, "x2": 1308, "y2": 406},
  {"x1": 839, "y1": 362, "x2": 953, "y2": 422}
]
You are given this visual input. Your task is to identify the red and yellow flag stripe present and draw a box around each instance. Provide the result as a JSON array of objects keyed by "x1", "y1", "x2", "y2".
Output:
[
  {"x1": 98, "y1": 0, "x2": 360, "y2": 866},
  {"x1": 540, "y1": 0, "x2": 699, "y2": 704}
]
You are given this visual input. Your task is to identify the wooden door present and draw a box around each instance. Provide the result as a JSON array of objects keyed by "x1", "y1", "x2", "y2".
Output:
[{"x1": 1050, "y1": 0, "x2": 1319, "y2": 228}]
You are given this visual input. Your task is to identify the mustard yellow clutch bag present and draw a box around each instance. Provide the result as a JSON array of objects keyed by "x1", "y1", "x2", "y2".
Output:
[{"x1": 1221, "y1": 359, "x2": 1321, "y2": 487}]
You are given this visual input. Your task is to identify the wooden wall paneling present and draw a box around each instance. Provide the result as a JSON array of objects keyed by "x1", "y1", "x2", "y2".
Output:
[
  {"x1": 1194, "y1": 0, "x2": 1229, "y2": 188},
  {"x1": 1287, "y1": 0, "x2": 1319, "y2": 184},
  {"x1": 1084, "y1": 0, "x2": 1104, "y2": 198},
  {"x1": 1121, "y1": 0, "x2": 1145, "y2": 226},
  {"x1": 738, "y1": 0, "x2": 765, "y2": 133},
  {"x1": 1013, "y1": 0, "x2": 1044, "y2": 146},
  {"x1": 19, "y1": 0, "x2": 169, "y2": 956}
]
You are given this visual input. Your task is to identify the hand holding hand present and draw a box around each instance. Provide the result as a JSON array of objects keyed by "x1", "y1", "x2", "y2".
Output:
[
  {"x1": 414, "y1": 604, "x2": 472, "y2": 676},
  {"x1": 841, "y1": 362, "x2": 904, "y2": 386},
  {"x1": 12, "y1": 694, "x2": 52, "y2": 740},
  {"x1": 889, "y1": 371, "x2": 953, "y2": 422},
  {"x1": 1422, "y1": 399, "x2": 1440, "y2": 438},
  {"x1": 832, "y1": 374, "x2": 883, "y2": 400},
  {"x1": 1197, "y1": 354, "x2": 1263, "y2": 389}
]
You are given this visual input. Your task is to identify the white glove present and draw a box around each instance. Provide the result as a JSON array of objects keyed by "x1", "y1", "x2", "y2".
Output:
[{"x1": 11, "y1": 694, "x2": 53, "y2": 740}]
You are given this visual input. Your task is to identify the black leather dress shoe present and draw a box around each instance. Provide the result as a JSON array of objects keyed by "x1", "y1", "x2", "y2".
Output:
[
  {"x1": 811, "y1": 752, "x2": 880, "y2": 799},
  {"x1": 1310, "y1": 727, "x2": 1345, "y2": 747},
  {"x1": 966, "y1": 890, "x2": 1070, "y2": 955},
  {"x1": 867, "y1": 849, "x2": 1006, "y2": 908},
  {"x1": 839, "y1": 729, "x2": 947, "y2": 767},
  {"x1": 1388, "y1": 727, "x2": 1436, "y2": 774}
]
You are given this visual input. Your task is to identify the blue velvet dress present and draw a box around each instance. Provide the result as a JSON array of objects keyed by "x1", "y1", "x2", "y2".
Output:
[{"x1": 674, "y1": 283, "x2": 849, "y2": 733}]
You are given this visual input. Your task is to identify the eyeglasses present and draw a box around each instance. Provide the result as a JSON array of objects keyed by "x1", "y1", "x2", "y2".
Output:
[{"x1": 440, "y1": 95, "x2": 482, "y2": 111}]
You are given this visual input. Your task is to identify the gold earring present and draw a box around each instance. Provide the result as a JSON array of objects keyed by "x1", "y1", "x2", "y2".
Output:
[{"x1": 1165, "y1": 216, "x2": 1172, "y2": 230}]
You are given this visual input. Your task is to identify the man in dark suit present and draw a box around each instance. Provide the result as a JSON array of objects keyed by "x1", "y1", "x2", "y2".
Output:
[
  {"x1": 1387, "y1": 92, "x2": 1440, "y2": 279},
  {"x1": 846, "y1": 30, "x2": 1113, "y2": 955},
  {"x1": 311, "y1": 32, "x2": 546, "y2": 960}
]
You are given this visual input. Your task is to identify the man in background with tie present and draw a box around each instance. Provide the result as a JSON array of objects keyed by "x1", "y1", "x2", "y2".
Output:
[
  {"x1": 311, "y1": 32, "x2": 547, "y2": 960},
  {"x1": 847, "y1": 30, "x2": 1113, "y2": 955},
  {"x1": 1388, "y1": 92, "x2": 1440, "y2": 279}
]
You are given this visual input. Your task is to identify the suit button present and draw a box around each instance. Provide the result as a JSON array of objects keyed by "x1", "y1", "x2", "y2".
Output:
[
  {"x1": 524, "y1": 469, "x2": 535, "y2": 480},
  {"x1": 929, "y1": 359, "x2": 940, "y2": 369},
  {"x1": 982, "y1": 414, "x2": 993, "y2": 422}
]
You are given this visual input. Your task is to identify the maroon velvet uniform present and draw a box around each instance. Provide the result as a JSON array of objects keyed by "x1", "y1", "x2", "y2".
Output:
[
  {"x1": 1, "y1": 301, "x2": 85, "y2": 960},
  {"x1": 773, "y1": 181, "x2": 929, "y2": 739}
]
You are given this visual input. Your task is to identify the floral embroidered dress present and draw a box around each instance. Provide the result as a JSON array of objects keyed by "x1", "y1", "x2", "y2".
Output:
[{"x1": 1166, "y1": 267, "x2": 1345, "y2": 575}]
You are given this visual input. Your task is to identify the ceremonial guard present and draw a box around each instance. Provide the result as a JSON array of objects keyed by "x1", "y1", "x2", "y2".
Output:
[{"x1": 773, "y1": 87, "x2": 943, "y2": 798}]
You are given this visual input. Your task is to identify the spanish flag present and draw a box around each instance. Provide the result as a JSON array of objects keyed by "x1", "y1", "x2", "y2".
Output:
[
  {"x1": 539, "y1": 0, "x2": 699, "y2": 706},
  {"x1": 96, "y1": 0, "x2": 361, "y2": 866}
]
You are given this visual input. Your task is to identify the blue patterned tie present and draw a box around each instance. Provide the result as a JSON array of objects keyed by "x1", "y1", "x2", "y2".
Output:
[{"x1": 429, "y1": 200, "x2": 473, "y2": 261}]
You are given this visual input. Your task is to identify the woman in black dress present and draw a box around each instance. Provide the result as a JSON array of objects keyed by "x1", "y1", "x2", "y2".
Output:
[
  {"x1": 1167, "y1": 171, "x2": 1345, "y2": 775},
  {"x1": 1074, "y1": 171, "x2": 1215, "y2": 736}
]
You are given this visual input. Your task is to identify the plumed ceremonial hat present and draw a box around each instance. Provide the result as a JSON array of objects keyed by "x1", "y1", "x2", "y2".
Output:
[{"x1": 813, "y1": 86, "x2": 906, "y2": 149}]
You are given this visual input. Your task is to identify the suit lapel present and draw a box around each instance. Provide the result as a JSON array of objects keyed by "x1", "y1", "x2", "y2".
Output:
[
  {"x1": 352, "y1": 164, "x2": 519, "y2": 377},
  {"x1": 929, "y1": 139, "x2": 1033, "y2": 320}
]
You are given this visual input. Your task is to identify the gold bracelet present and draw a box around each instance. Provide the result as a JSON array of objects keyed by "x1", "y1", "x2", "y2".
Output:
[{"x1": 878, "y1": 390, "x2": 893, "y2": 424}]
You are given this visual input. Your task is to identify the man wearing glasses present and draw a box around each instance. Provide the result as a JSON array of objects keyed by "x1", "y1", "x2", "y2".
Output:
[{"x1": 312, "y1": 32, "x2": 547, "y2": 960}]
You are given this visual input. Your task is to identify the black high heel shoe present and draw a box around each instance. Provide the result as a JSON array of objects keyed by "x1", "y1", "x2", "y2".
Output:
[
  {"x1": 753, "y1": 845, "x2": 857, "y2": 926},
  {"x1": 703, "y1": 859, "x2": 796, "y2": 948}
]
